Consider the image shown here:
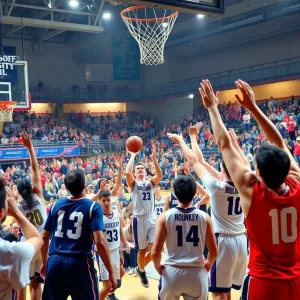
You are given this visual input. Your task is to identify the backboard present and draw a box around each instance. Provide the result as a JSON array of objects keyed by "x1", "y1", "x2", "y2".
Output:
[
  {"x1": 116, "y1": 0, "x2": 224, "y2": 15},
  {"x1": 0, "y1": 56, "x2": 31, "y2": 111}
]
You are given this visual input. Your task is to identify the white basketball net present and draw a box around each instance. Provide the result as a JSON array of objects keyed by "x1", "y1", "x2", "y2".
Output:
[
  {"x1": 0, "y1": 101, "x2": 17, "y2": 122},
  {"x1": 121, "y1": 6, "x2": 178, "y2": 65}
]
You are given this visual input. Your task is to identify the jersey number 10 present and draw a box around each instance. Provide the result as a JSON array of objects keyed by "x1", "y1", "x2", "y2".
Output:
[
  {"x1": 269, "y1": 207, "x2": 297, "y2": 245},
  {"x1": 227, "y1": 197, "x2": 242, "y2": 215}
]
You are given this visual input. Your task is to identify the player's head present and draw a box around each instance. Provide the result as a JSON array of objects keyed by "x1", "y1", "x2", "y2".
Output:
[
  {"x1": 0, "y1": 177, "x2": 7, "y2": 223},
  {"x1": 17, "y1": 179, "x2": 32, "y2": 199},
  {"x1": 99, "y1": 190, "x2": 111, "y2": 210},
  {"x1": 154, "y1": 185, "x2": 161, "y2": 193},
  {"x1": 221, "y1": 160, "x2": 231, "y2": 179},
  {"x1": 64, "y1": 169, "x2": 86, "y2": 197},
  {"x1": 173, "y1": 176, "x2": 196, "y2": 204},
  {"x1": 134, "y1": 163, "x2": 146, "y2": 179},
  {"x1": 255, "y1": 144, "x2": 290, "y2": 189}
]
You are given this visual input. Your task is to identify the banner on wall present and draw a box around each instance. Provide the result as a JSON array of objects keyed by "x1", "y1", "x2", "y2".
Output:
[
  {"x1": 0, "y1": 46, "x2": 18, "y2": 84},
  {"x1": 0, "y1": 145, "x2": 80, "y2": 161},
  {"x1": 85, "y1": 64, "x2": 113, "y2": 81},
  {"x1": 112, "y1": 36, "x2": 140, "y2": 80}
]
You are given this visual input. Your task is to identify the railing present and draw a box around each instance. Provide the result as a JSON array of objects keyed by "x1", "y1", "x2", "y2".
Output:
[{"x1": 29, "y1": 56, "x2": 300, "y2": 102}]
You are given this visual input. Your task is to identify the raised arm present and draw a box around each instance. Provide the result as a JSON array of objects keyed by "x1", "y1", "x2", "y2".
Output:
[
  {"x1": 111, "y1": 156, "x2": 123, "y2": 196},
  {"x1": 228, "y1": 129, "x2": 251, "y2": 170},
  {"x1": 150, "y1": 144, "x2": 163, "y2": 186},
  {"x1": 199, "y1": 80, "x2": 256, "y2": 215},
  {"x1": 235, "y1": 79, "x2": 300, "y2": 181},
  {"x1": 151, "y1": 213, "x2": 167, "y2": 275},
  {"x1": 167, "y1": 133, "x2": 208, "y2": 181},
  {"x1": 125, "y1": 151, "x2": 137, "y2": 192},
  {"x1": 22, "y1": 133, "x2": 43, "y2": 199},
  {"x1": 189, "y1": 124, "x2": 222, "y2": 180}
]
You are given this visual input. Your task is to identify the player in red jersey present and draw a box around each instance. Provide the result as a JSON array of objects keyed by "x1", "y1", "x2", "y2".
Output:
[{"x1": 199, "y1": 79, "x2": 300, "y2": 300}]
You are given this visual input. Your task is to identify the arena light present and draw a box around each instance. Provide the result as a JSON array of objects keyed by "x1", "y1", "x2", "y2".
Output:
[
  {"x1": 103, "y1": 12, "x2": 112, "y2": 20},
  {"x1": 69, "y1": 0, "x2": 79, "y2": 8},
  {"x1": 189, "y1": 94, "x2": 194, "y2": 99},
  {"x1": 197, "y1": 14, "x2": 205, "y2": 18}
]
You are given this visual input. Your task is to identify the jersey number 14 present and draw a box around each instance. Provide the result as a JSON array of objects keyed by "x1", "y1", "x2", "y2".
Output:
[{"x1": 176, "y1": 225, "x2": 199, "y2": 247}]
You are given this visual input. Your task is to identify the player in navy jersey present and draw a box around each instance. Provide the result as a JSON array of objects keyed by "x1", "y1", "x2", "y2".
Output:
[{"x1": 40, "y1": 169, "x2": 116, "y2": 300}]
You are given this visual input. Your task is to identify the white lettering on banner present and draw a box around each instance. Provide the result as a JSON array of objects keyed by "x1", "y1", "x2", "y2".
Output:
[
  {"x1": 85, "y1": 64, "x2": 113, "y2": 81},
  {"x1": 41, "y1": 149, "x2": 58, "y2": 153},
  {"x1": 0, "y1": 55, "x2": 19, "y2": 76},
  {"x1": 6, "y1": 151, "x2": 23, "y2": 155}
]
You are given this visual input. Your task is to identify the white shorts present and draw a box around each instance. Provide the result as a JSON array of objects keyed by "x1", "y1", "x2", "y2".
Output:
[
  {"x1": 99, "y1": 248, "x2": 120, "y2": 281},
  {"x1": 159, "y1": 265, "x2": 208, "y2": 300},
  {"x1": 209, "y1": 233, "x2": 247, "y2": 293},
  {"x1": 30, "y1": 251, "x2": 44, "y2": 283},
  {"x1": 133, "y1": 214, "x2": 156, "y2": 249}
]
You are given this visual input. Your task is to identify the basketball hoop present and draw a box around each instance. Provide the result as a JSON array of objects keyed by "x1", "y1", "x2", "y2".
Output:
[
  {"x1": 121, "y1": 6, "x2": 178, "y2": 65},
  {"x1": 0, "y1": 101, "x2": 17, "y2": 122}
]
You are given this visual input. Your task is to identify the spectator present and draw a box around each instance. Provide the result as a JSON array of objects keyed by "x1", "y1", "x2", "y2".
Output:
[{"x1": 3, "y1": 223, "x2": 19, "y2": 243}]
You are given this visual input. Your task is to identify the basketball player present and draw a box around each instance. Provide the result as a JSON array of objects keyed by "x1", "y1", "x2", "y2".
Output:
[
  {"x1": 98, "y1": 190, "x2": 126, "y2": 300},
  {"x1": 17, "y1": 133, "x2": 47, "y2": 300},
  {"x1": 92, "y1": 157, "x2": 124, "y2": 222},
  {"x1": 125, "y1": 144, "x2": 162, "y2": 288},
  {"x1": 40, "y1": 169, "x2": 117, "y2": 300},
  {"x1": 152, "y1": 175, "x2": 218, "y2": 300},
  {"x1": 0, "y1": 180, "x2": 43, "y2": 300},
  {"x1": 164, "y1": 163, "x2": 209, "y2": 211},
  {"x1": 188, "y1": 124, "x2": 247, "y2": 299},
  {"x1": 154, "y1": 185, "x2": 165, "y2": 217},
  {"x1": 199, "y1": 79, "x2": 300, "y2": 299}
]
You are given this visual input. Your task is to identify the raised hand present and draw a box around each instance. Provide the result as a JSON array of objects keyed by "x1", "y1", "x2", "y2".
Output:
[
  {"x1": 189, "y1": 125, "x2": 198, "y2": 137},
  {"x1": 114, "y1": 156, "x2": 122, "y2": 170},
  {"x1": 150, "y1": 144, "x2": 156, "y2": 160},
  {"x1": 167, "y1": 133, "x2": 184, "y2": 144},
  {"x1": 234, "y1": 79, "x2": 256, "y2": 111},
  {"x1": 22, "y1": 132, "x2": 32, "y2": 149},
  {"x1": 126, "y1": 147, "x2": 138, "y2": 156},
  {"x1": 199, "y1": 80, "x2": 219, "y2": 109},
  {"x1": 6, "y1": 186, "x2": 19, "y2": 217}
]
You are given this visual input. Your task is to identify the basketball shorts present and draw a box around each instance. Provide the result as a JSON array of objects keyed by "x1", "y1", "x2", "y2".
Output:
[
  {"x1": 42, "y1": 254, "x2": 98, "y2": 300},
  {"x1": 133, "y1": 214, "x2": 156, "y2": 249},
  {"x1": 209, "y1": 233, "x2": 247, "y2": 293},
  {"x1": 159, "y1": 265, "x2": 208, "y2": 300},
  {"x1": 30, "y1": 251, "x2": 44, "y2": 283},
  {"x1": 97, "y1": 248, "x2": 120, "y2": 281},
  {"x1": 241, "y1": 274, "x2": 300, "y2": 300}
]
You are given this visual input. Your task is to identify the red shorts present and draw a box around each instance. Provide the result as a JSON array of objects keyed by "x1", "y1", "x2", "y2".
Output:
[{"x1": 241, "y1": 275, "x2": 300, "y2": 300}]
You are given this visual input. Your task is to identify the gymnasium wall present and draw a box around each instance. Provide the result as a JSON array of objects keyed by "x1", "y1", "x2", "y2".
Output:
[
  {"x1": 3, "y1": 32, "x2": 141, "y2": 92},
  {"x1": 31, "y1": 103, "x2": 56, "y2": 114},
  {"x1": 218, "y1": 79, "x2": 300, "y2": 104},
  {"x1": 142, "y1": 31, "x2": 300, "y2": 90},
  {"x1": 63, "y1": 103, "x2": 126, "y2": 114},
  {"x1": 127, "y1": 96, "x2": 194, "y2": 129}
]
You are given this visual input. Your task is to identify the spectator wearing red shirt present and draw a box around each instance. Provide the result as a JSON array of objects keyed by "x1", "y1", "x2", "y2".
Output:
[
  {"x1": 288, "y1": 116, "x2": 296, "y2": 141},
  {"x1": 294, "y1": 136, "x2": 300, "y2": 165}
]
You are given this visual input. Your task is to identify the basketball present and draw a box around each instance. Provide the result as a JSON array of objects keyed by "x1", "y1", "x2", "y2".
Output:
[{"x1": 126, "y1": 136, "x2": 143, "y2": 153}]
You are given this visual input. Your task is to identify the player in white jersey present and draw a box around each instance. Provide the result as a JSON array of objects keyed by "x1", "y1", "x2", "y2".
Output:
[
  {"x1": 188, "y1": 124, "x2": 248, "y2": 299},
  {"x1": 164, "y1": 163, "x2": 210, "y2": 211},
  {"x1": 92, "y1": 157, "x2": 124, "y2": 223},
  {"x1": 154, "y1": 185, "x2": 165, "y2": 217},
  {"x1": 98, "y1": 190, "x2": 126, "y2": 300},
  {"x1": 126, "y1": 144, "x2": 162, "y2": 288},
  {"x1": 16, "y1": 133, "x2": 47, "y2": 300},
  {"x1": 152, "y1": 175, "x2": 218, "y2": 300}
]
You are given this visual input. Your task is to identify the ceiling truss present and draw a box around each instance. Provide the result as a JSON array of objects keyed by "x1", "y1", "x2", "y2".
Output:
[{"x1": 0, "y1": 0, "x2": 105, "y2": 43}]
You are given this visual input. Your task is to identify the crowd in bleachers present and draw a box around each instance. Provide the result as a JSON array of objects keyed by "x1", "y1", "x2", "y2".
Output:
[{"x1": 2, "y1": 95, "x2": 300, "y2": 200}]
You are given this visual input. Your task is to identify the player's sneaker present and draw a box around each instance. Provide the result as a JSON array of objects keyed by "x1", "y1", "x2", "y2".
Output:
[
  {"x1": 134, "y1": 267, "x2": 149, "y2": 288},
  {"x1": 128, "y1": 268, "x2": 134, "y2": 275},
  {"x1": 106, "y1": 293, "x2": 119, "y2": 300}
]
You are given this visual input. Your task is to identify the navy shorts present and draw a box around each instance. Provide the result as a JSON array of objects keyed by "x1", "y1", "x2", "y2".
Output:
[{"x1": 42, "y1": 254, "x2": 98, "y2": 300}]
